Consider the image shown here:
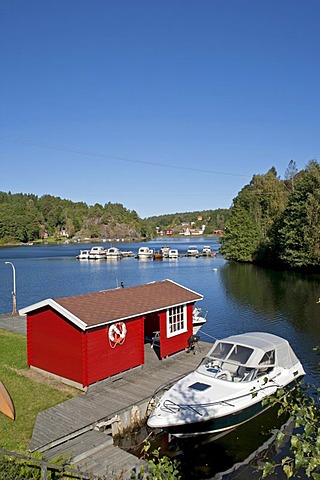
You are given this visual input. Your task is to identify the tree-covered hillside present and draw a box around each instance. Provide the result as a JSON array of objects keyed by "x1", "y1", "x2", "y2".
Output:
[
  {"x1": 220, "y1": 160, "x2": 320, "y2": 271},
  {"x1": 0, "y1": 193, "x2": 143, "y2": 243},
  {"x1": 0, "y1": 193, "x2": 227, "y2": 244}
]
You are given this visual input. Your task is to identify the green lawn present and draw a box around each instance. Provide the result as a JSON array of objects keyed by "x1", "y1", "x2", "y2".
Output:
[{"x1": 0, "y1": 330, "x2": 78, "y2": 453}]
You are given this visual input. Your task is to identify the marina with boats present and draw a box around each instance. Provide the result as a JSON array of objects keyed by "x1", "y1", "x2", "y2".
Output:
[{"x1": 76, "y1": 243, "x2": 217, "y2": 260}]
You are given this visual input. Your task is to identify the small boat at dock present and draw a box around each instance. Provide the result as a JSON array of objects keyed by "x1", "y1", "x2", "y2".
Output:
[
  {"x1": 147, "y1": 332, "x2": 305, "y2": 439},
  {"x1": 192, "y1": 307, "x2": 207, "y2": 334},
  {"x1": 76, "y1": 249, "x2": 90, "y2": 260},
  {"x1": 168, "y1": 248, "x2": 179, "y2": 259},
  {"x1": 88, "y1": 246, "x2": 106, "y2": 260},
  {"x1": 105, "y1": 247, "x2": 122, "y2": 259},
  {"x1": 187, "y1": 246, "x2": 200, "y2": 256},
  {"x1": 137, "y1": 246, "x2": 154, "y2": 259},
  {"x1": 121, "y1": 250, "x2": 134, "y2": 258},
  {"x1": 161, "y1": 245, "x2": 170, "y2": 258}
]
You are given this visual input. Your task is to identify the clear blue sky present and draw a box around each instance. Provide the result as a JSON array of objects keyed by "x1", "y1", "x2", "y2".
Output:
[{"x1": 1, "y1": 1, "x2": 319, "y2": 218}]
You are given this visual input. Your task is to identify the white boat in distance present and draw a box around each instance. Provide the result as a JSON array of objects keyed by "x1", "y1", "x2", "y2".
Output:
[
  {"x1": 147, "y1": 332, "x2": 305, "y2": 438},
  {"x1": 202, "y1": 245, "x2": 212, "y2": 256},
  {"x1": 76, "y1": 249, "x2": 90, "y2": 260},
  {"x1": 187, "y1": 246, "x2": 200, "y2": 256},
  {"x1": 88, "y1": 246, "x2": 106, "y2": 260},
  {"x1": 168, "y1": 248, "x2": 179, "y2": 259},
  {"x1": 121, "y1": 250, "x2": 134, "y2": 257},
  {"x1": 105, "y1": 247, "x2": 122, "y2": 259},
  {"x1": 161, "y1": 245, "x2": 170, "y2": 258},
  {"x1": 137, "y1": 246, "x2": 154, "y2": 259},
  {"x1": 192, "y1": 307, "x2": 207, "y2": 334}
]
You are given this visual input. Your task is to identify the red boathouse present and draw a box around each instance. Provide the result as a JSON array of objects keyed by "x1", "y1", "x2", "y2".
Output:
[{"x1": 20, "y1": 280, "x2": 203, "y2": 389}]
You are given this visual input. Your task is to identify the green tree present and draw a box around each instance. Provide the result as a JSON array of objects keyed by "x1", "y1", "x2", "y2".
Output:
[
  {"x1": 261, "y1": 380, "x2": 320, "y2": 479},
  {"x1": 278, "y1": 160, "x2": 320, "y2": 269},
  {"x1": 220, "y1": 168, "x2": 287, "y2": 262}
]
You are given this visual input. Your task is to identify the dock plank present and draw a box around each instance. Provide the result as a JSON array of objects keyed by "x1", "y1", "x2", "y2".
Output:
[{"x1": 30, "y1": 341, "x2": 212, "y2": 476}]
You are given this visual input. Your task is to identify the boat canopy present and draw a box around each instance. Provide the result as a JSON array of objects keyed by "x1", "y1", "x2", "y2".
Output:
[{"x1": 208, "y1": 332, "x2": 300, "y2": 369}]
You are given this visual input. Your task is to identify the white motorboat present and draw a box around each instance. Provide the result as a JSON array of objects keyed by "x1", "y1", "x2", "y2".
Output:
[
  {"x1": 187, "y1": 246, "x2": 199, "y2": 256},
  {"x1": 76, "y1": 249, "x2": 90, "y2": 260},
  {"x1": 192, "y1": 307, "x2": 207, "y2": 334},
  {"x1": 88, "y1": 246, "x2": 106, "y2": 260},
  {"x1": 161, "y1": 245, "x2": 170, "y2": 258},
  {"x1": 202, "y1": 245, "x2": 212, "y2": 256},
  {"x1": 147, "y1": 332, "x2": 305, "y2": 438},
  {"x1": 168, "y1": 249, "x2": 179, "y2": 259},
  {"x1": 137, "y1": 246, "x2": 154, "y2": 259},
  {"x1": 105, "y1": 247, "x2": 122, "y2": 259},
  {"x1": 121, "y1": 250, "x2": 134, "y2": 257}
]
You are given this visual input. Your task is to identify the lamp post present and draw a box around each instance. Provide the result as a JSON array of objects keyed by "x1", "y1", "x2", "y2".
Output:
[{"x1": 5, "y1": 261, "x2": 17, "y2": 314}]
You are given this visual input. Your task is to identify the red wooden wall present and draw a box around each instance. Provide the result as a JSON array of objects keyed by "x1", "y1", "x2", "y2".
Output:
[
  {"x1": 85, "y1": 317, "x2": 144, "y2": 385},
  {"x1": 26, "y1": 302, "x2": 195, "y2": 386},
  {"x1": 158, "y1": 304, "x2": 194, "y2": 358},
  {"x1": 27, "y1": 308, "x2": 83, "y2": 384}
]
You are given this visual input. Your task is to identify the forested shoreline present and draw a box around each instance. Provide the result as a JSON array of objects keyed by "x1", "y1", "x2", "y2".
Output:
[
  {"x1": 220, "y1": 160, "x2": 320, "y2": 272},
  {"x1": 0, "y1": 192, "x2": 228, "y2": 244},
  {"x1": 1, "y1": 159, "x2": 319, "y2": 272}
]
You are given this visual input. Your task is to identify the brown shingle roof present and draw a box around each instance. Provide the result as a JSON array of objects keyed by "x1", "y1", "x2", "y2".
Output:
[{"x1": 54, "y1": 280, "x2": 203, "y2": 328}]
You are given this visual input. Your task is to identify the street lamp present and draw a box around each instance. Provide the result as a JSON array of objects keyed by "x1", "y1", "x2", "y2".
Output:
[{"x1": 5, "y1": 261, "x2": 17, "y2": 314}]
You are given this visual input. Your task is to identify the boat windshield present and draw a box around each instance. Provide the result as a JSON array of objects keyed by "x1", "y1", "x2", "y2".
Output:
[
  {"x1": 209, "y1": 342, "x2": 254, "y2": 364},
  {"x1": 209, "y1": 342, "x2": 233, "y2": 359}
]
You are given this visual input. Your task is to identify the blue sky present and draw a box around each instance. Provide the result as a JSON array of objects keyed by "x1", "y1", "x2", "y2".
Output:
[{"x1": 1, "y1": 1, "x2": 319, "y2": 218}]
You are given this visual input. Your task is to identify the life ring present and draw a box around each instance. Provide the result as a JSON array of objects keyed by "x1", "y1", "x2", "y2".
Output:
[{"x1": 108, "y1": 322, "x2": 127, "y2": 347}]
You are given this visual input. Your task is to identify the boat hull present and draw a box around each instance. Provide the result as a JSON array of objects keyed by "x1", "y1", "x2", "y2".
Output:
[
  {"x1": 164, "y1": 398, "x2": 268, "y2": 438},
  {"x1": 159, "y1": 377, "x2": 302, "y2": 438}
]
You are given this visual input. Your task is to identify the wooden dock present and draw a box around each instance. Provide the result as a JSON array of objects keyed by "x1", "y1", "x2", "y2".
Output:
[
  {"x1": 0, "y1": 314, "x2": 212, "y2": 479},
  {"x1": 37, "y1": 342, "x2": 211, "y2": 478}
]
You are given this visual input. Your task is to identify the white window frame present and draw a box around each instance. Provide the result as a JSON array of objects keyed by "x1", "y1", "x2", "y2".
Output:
[{"x1": 166, "y1": 304, "x2": 187, "y2": 338}]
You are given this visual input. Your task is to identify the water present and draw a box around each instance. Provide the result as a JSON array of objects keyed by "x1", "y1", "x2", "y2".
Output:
[{"x1": 0, "y1": 238, "x2": 319, "y2": 477}]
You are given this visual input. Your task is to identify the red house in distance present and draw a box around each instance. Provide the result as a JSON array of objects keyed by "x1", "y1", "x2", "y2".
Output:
[{"x1": 20, "y1": 280, "x2": 203, "y2": 389}]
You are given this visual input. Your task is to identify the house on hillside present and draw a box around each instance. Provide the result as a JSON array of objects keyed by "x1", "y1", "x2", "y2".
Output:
[{"x1": 20, "y1": 280, "x2": 203, "y2": 389}]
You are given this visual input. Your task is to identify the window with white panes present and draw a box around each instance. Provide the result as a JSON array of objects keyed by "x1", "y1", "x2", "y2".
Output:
[{"x1": 167, "y1": 305, "x2": 187, "y2": 337}]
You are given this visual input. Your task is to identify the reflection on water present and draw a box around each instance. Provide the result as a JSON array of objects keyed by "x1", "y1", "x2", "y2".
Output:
[
  {"x1": 220, "y1": 262, "x2": 320, "y2": 336},
  {"x1": 122, "y1": 405, "x2": 289, "y2": 479}
]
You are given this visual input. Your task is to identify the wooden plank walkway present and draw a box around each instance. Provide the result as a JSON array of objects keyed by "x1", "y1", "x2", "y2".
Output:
[
  {"x1": 30, "y1": 341, "x2": 211, "y2": 452},
  {"x1": 36, "y1": 342, "x2": 212, "y2": 479},
  {"x1": 0, "y1": 313, "x2": 26, "y2": 335},
  {"x1": 0, "y1": 315, "x2": 212, "y2": 479}
]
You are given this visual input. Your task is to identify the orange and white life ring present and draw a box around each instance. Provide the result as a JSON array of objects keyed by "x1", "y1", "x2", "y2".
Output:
[{"x1": 108, "y1": 322, "x2": 127, "y2": 347}]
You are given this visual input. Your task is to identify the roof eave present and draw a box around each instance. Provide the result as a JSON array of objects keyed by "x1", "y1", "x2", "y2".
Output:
[{"x1": 19, "y1": 299, "x2": 87, "y2": 331}]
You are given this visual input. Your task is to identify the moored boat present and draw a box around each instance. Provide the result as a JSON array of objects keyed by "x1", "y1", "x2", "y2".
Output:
[
  {"x1": 121, "y1": 250, "x2": 134, "y2": 258},
  {"x1": 161, "y1": 245, "x2": 170, "y2": 258},
  {"x1": 187, "y1": 246, "x2": 200, "y2": 256},
  {"x1": 147, "y1": 332, "x2": 305, "y2": 438},
  {"x1": 168, "y1": 248, "x2": 179, "y2": 259},
  {"x1": 137, "y1": 246, "x2": 154, "y2": 259},
  {"x1": 192, "y1": 307, "x2": 207, "y2": 334},
  {"x1": 202, "y1": 245, "x2": 212, "y2": 256},
  {"x1": 88, "y1": 246, "x2": 106, "y2": 260},
  {"x1": 105, "y1": 247, "x2": 122, "y2": 259},
  {"x1": 76, "y1": 249, "x2": 90, "y2": 260}
]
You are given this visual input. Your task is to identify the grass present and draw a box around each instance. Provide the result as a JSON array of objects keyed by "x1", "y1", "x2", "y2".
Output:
[{"x1": 0, "y1": 330, "x2": 78, "y2": 453}]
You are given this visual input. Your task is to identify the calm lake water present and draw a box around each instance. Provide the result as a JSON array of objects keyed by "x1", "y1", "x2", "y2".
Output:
[{"x1": 0, "y1": 238, "x2": 319, "y2": 478}]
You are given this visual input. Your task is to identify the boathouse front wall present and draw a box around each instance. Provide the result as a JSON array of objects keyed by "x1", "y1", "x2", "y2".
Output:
[
  {"x1": 27, "y1": 308, "x2": 83, "y2": 385},
  {"x1": 85, "y1": 317, "x2": 144, "y2": 386},
  {"x1": 158, "y1": 304, "x2": 194, "y2": 358}
]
